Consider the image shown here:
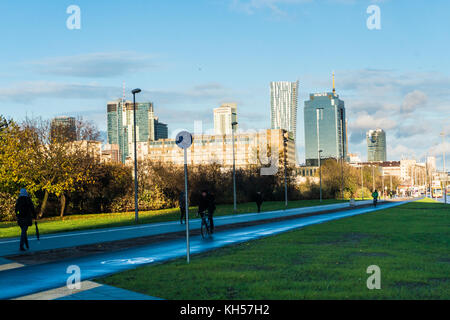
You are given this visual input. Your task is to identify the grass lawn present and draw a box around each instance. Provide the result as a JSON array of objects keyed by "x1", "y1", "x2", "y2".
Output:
[
  {"x1": 98, "y1": 199, "x2": 450, "y2": 300},
  {"x1": 0, "y1": 199, "x2": 345, "y2": 239}
]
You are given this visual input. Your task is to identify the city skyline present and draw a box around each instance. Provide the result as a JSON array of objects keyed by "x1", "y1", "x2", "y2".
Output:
[{"x1": 0, "y1": 1, "x2": 448, "y2": 167}]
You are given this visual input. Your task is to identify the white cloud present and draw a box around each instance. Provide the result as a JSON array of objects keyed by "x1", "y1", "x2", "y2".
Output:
[
  {"x1": 401, "y1": 90, "x2": 427, "y2": 113},
  {"x1": 29, "y1": 52, "x2": 157, "y2": 78}
]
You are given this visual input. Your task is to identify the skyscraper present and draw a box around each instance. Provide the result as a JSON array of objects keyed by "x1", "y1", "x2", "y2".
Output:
[
  {"x1": 214, "y1": 103, "x2": 238, "y2": 135},
  {"x1": 270, "y1": 81, "x2": 299, "y2": 141},
  {"x1": 367, "y1": 129, "x2": 387, "y2": 162},
  {"x1": 304, "y1": 74, "x2": 347, "y2": 166},
  {"x1": 107, "y1": 99, "x2": 167, "y2": 163},
  {"x1": 51, "y1": 116, "x2": 76, "y2": 142}
]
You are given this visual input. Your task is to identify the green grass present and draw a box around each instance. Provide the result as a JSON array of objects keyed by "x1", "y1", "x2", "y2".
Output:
[
  {"x1": 0, "y1": 199, "x2": 344, "y2": 239},
  {"x1": 98, "y1": 199, "x2": 450, "y2": 300}
]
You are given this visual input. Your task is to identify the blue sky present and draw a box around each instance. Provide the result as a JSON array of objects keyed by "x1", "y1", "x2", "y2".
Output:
[{"x1": 0, "y1": 0, "x2": 448, "y2": 166}]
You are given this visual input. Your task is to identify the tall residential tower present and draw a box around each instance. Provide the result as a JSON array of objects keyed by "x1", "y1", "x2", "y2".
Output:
[
  {"x1": 214, "y1": 103, "x2": 238, "y2": 135},
  {"x1": 270, "y1": 81, "x2": 299, "y2": 161}
]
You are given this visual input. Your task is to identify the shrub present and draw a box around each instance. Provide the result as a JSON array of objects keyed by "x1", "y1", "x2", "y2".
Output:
[{"x1": 0, "y1": 192, "x2": 16, "y2": 221}]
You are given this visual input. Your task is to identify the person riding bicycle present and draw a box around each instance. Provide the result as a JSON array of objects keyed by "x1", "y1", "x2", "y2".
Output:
[
  {"x1": 372, "y1": 190, "x2": 379, "y2": 207},
  {"x1": 198, "y1": 190, "x2": 215, "y2": 234}
]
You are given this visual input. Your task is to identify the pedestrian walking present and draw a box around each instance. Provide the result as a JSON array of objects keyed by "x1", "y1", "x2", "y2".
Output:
[
  {"x1": 255, "y1": 192, "x2": 264, "y2": 213},
  {"x1": 15, "y1": 189, "x2": 36, "y2": 252}
]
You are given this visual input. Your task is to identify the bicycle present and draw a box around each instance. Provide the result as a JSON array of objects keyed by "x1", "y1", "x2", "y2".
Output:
[{"x1": 198, "y1": 211, "x2": 212, "y2": 239}]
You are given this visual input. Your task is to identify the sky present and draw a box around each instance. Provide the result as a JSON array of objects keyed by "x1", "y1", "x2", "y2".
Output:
[{"x1": 0, "y1": 0, "x2": 449, "y2": 167}]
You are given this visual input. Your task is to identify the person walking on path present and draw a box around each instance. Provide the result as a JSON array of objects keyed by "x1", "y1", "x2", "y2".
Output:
[
  {"x1": 179, "y1": 191, "x2": 186, "y2": 224},
  {"x1": 255, "y1": 192, "x2": 264, "y2": 213},
  {"x1": 15, "y1": 189, "x2": 36, "y2": 252},
  {"x1": 372, "y1": 189, "x2": 379, "y2": 207}
]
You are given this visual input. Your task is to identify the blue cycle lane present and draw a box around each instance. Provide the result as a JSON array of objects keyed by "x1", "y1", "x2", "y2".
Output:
[
  {"x1": 0, "y1": 201, "x2": 406, "y2": 300},
  {"x1": 0, "y1": 201, "x2": 373, "y2": 257}
]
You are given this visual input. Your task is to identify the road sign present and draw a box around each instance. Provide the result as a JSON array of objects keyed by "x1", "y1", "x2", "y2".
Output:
[
  {"x1": 176, "y1": 131, "x2": 193, "y2": 150},
  {"x1": 176, "y1": 131, "x2": 193, "y2": 264}
]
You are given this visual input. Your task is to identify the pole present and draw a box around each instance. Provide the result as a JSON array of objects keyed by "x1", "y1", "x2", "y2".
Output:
[
  {"x1": 340, "y1": 115, "x2": 345, "y2": 200},
  {"x1": 442, "y1": 133, "x2": 447, "y2": 204},
  {"x1": 284, "y1": 136, "x2": 288, "y2": 208},
  {"x1": 361, "y1": 165, "x2": 364, "y2": 200},
  {"x1": 382, "y1": 173, "x2": 385, "y2": 200},
  {"x1": 319, "y1": 154, "x2": 322, "y2": 202},
  {"x1": 316, "y1": 109, "x2": 322, "y2": 202},
  {"x1": 184, "y1": 149, "x2": 190, "y2": 263},
  {"x1": 133, "y1": 93, "x2": 139, "y2": 223},
  {"x1": 232, "y1": 126, "x2": 237, "y2": 212},
  {"x1": 372, "y1": 165, "x2": 375, "y2": 192}
]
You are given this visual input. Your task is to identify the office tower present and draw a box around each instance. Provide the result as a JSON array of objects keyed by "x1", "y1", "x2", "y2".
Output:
[
  {"x1": 214, "y1": 103, "x2": 238, "y2": 135},
  {"x1": 107, "y1": 99, "x2": 166, "y2": 163},
  {"x1": 367, "y1": 129, "x2": 387, "y2": 162},
  {"x1": 154, "y1": 118, "x2": 168, "y2": 140},
  {"x1": 270, "y1": 81, "x2": 299, "y2": 142},
  {"x1": 304, "y1": 74, "x2": 347, "y2": 166},
  {"x1": 51, "y1": 116, "x2": 76, "y2": 142}
]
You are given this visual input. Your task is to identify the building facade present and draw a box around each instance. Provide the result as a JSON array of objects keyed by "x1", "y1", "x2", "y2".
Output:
[
  {"x1": 51, "y1": 116, "x2": 76, "y2": 142},
  {"x1": 214, "y1": 103, "x2": 238, "y2": 136},
  {"x1": 270, "y1": 81, "x2": 299, "y2": 154},
  {"x1": 147, "y1": 129, "x2": 295, "y2": 168},
  {"x1": 367, "y1": 129, "x2": 387, "y2": 162},
  {"x1": 304, "y1": 91, "x2": 347, "y2": 166},
  {"x1": 107, "y1": 99, "x2": 167, "y2": 163}
]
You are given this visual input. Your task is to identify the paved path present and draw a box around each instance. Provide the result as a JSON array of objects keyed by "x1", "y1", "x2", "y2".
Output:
[
  {"x1": 0, "y1": 201, "x2": 373, "y2": 257},
  {"x1": 0, "y1": 201, "x2": 406, "y2": 300}
]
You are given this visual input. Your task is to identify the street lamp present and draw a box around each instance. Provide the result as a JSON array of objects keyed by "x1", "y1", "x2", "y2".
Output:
[
  {"x1": 319, "y1": 149, "x2": 323, "y2": 202},
  {"x1": 232, "y1": 115, "x2": 238, "y2": 213},
  {"x1": 316, "y1": 108, "x2": 324, "y2": 202},
  {"x1": 441, "y1": 132, "x2": 447, "y2": 204},
  {"x1": 361, "y1": 164, "x2": 364, "y2": 200},
  {"x1": 283, "y1": 130, "x2": 289, "y2": 208},
  {"x1": 132, "y1": 88, "x2": 141, "y2": 223}
]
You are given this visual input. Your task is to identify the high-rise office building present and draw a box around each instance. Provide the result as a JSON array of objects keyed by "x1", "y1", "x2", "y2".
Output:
[
  {"x1": 214, "y1": 103, "x2": 238, "y2": 135},
  {"x1": 270, "y1": 81, "x2": 299, "y2": 140},
  {"x1": 154, "y1": 118, "x2": 168, "y2": 141},
  {"x1": 51, "y1": 116, "x2": 76, "y2": 142},
  {"x1": 304, "y1": 74, "x2": 347, "y2": 166},
  {"x1": 367, "y1": 129, "x2": 387, "y2": 162},
  {"x1": 107, "y1": 99, "x2": 167, "y2": 163}
]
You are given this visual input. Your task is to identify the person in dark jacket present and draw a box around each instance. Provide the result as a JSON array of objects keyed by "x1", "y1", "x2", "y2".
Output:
[
  {"x1": 15, "y1": 189, "x2": 36, "y2": 251},
  {"x1": 198, "y1": 190, "x2": 216, "y2": 234},
  {"x1": 179, "y1": 191, "x2": 186, "y2": 224},
  {"x1": 255, "y1": 192, "x2": 263, "y2": 213}
]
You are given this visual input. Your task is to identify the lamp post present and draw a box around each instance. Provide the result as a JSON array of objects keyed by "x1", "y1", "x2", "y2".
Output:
[
  {"x1": 361, "y1": 164, "x2": 364, "y2": 200},
  {"x1": 316, "y1": 108, "x2": 324, "y2": 202},
  {"x1": 283, "y1": 130, "x2": 289, "y2": 208},
  {"x1": 441, "y1": 132, "x2": 447, "y2": 204},
  {"x1": 232, "y1": 115, "x2": 238, "y2": 213},
  {"x1": 132, "y1": 88, "x2": 141, "y2": 223},
  {"x1": 319, "y1": 150, "x2": 323, "y2": 202}
]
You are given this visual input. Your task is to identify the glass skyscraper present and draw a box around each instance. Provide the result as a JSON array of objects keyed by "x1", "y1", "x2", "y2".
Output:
[
  {"x1": 107, "y1": 100, "x2": 167, "y2": 163},
  {"x1": 304, "y1": 88, "x2": 347, "y2": 167},
  {"x1": 367, "y1": 129, "x2": 387, "y2": 162},
  {"x1": 270, "y1": 81, "x2": 299, "y2": 161}
]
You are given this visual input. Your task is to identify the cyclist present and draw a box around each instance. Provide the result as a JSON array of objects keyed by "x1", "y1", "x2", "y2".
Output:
[
  {"x1": 198, "y1": 190, "x2": 215, "y2": 234},
  {"x1": 372, "y1": 189, "x2": 379, "y2": 207}
]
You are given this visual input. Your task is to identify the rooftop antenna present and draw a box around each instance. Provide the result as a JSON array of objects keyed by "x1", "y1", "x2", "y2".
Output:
[{"x1": 332, "y1": 71, "x2": 336, "y2": 94}]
